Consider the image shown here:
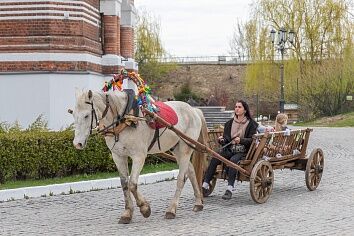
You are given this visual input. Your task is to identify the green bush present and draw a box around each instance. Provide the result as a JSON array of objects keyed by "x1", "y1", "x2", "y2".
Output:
[
  {"x1": 0, "y1": 114, "x2": 173, "y2": 184},
  {"x1": 0, "y1": 131, "x2": 171, "y2": 184},
  {"x1": 0, "y1": 131, "x2": 116, "y2": 183}
]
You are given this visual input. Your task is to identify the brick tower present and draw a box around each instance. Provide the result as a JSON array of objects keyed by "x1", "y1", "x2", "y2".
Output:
[{"x1": 0, "y1": 0, "x2": 138, "y2": 129}]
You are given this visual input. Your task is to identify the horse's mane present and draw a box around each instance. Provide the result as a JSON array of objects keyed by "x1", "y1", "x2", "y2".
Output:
[{"x1": 76, "y1": 90, "x2": 127, "y2": 115}]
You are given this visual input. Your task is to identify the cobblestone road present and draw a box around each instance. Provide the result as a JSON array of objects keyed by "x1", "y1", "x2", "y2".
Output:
[{"x1": 1, "y1": 127, "x2": 354, "y2": 235}]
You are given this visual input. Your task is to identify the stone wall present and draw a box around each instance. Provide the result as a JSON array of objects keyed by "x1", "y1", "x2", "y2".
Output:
[
  {"x1": 153, "y1": 63, "x2": 278, "y2": 116},
  {"x1": 154, "y1": 64, "x2": 246, "y2": 108}
]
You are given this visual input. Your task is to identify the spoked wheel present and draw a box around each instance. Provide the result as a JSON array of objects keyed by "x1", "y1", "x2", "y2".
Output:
[
  {"x1": 250, "y1": 160, "x2": 274, "y2": 204},
  {"x1": 305, "y1": 148, "x2": 324, "y2": 191}
]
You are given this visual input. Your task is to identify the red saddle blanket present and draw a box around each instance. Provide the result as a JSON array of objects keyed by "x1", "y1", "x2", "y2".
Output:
[{"x1": 148, "y1": 101, "x2": 178, "y2": 129}]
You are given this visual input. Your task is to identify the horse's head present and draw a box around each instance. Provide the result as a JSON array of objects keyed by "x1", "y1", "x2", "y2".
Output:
[{"x1": 69, "y1": 89, "x2": 97, "y2": 150}]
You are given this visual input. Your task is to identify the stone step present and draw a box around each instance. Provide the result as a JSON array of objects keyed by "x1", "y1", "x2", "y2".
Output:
[
  {"x1": 203, "y1": 112, "x2": 234, "y2": 118},
  {"x1": 205, "y1": 117, "x2": 231, "y2": 123},
  {"x1": 206, "y1": 121, "x2": 225, "y2": 129},
  {"x1": 195, "y1": 106, "x2": 226, "y2": 112}
]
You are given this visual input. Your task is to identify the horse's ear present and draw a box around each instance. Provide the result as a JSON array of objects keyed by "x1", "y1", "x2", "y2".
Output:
[
  {"x1": 75, "y1": 87, "x2": 81, "y2": 98},
  {"x1": 88, "y1": 90, "x2": 93, "y2": 100}
]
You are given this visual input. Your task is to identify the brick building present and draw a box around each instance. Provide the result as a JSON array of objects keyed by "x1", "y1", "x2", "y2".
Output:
[{"x1": 0, "y1": 0, "x2": 137, "y2": 129}]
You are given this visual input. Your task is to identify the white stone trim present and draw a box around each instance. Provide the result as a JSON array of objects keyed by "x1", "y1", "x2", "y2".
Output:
[
  {"x1": 100, "y1": 0, "x2": 122, "y2": 16},
  {"x1": 0, "y1": 53, "x2": 100, "y2": 63},
  {"x1": 0, "y1": 53, "x2": 123, "y2": 66},
  {"x1": 0, "y1": 44, "x2": 99, "y2": 51},
  {"x1": 124, "y1": 58, "x2": 138, "y2": 70},
  {"x1": 0, "y1": 9, "x2": 100, "y2": 21},
  {"x1": 0, "y1": 4, "x2": 99, "y2": 14},
  {"x1": 0, "y1": 10, "x2": 100, "y2": 25},
  {"x1": 0, "y1": 0, "x2": 99, "y2": 13},
  {"x1": 0, "y1": 1, "x2": 101, "y2": 26},
  {"x1": 120, "y1": 0, "x2": 136, "y2": 26},
  {"x1": 101, "y1": 54, "x2": 124, "y2": 66},
  {"x1": 0, "y1": 15, "x2": 99, "y2": 27}
]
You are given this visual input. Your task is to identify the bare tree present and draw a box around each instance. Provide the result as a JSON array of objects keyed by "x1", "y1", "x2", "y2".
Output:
[{"x1": 230, "y1": 0, "x2": 354, "y2": 117}]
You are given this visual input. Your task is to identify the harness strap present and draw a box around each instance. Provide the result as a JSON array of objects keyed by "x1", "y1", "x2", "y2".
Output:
[
  {"x1": 85, "y1": 101, "x2": 98, "y2": 135},
  {"x1": 123, "y1": 89, "x2": 135, "y2": 115},
  {"x1": 101, "y1": 94, "x2": 110, "y2": 119},
  {"x1": 98, "y1": 113, "x2": 146, "y2": 137},
  {"x1": 148, "y1": 128, "x2": 160, "y2": 151}
]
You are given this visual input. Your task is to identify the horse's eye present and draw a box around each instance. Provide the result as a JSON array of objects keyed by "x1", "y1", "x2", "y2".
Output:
[{"x1": 84, "y1": 115, "x2": 89, "y2": 119}]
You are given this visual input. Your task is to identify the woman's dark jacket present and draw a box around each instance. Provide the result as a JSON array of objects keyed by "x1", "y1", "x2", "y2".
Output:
[{"x1": 222, "y1": 118, "x2": 258, "y2": 152}]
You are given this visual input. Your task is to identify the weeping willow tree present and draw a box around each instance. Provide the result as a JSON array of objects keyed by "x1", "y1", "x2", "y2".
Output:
[
  {"x1": 134, "y1": 10, "x2": 177, "y2": 85},
  {"x1": 230, "y1": 0, "x2": 354, "y2": 117}
]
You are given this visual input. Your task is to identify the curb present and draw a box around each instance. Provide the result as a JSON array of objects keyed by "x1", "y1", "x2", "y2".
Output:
[{"x1": 0, "y1": 169, "x2": 179, "y2": 202}]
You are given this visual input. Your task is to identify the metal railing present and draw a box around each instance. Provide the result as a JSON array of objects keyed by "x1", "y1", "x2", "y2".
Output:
[
  {"x1": 157, "y1": 54, "x2": 292, "y2": 64},
  {"x1": 157, "y1": 55, "x2": 251, "y2": 64}
]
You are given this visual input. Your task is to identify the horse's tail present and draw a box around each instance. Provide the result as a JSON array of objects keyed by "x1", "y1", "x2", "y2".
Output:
[{"x1": 191, "y1": 108, "x2": 209, "y2": 190}]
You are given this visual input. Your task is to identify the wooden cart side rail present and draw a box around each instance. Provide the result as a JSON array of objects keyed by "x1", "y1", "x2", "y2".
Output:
[
  {"x1": 246, "y1": 133, "x2": 270, "y2": 172},
  {"x1": 300, "y1": 128, "x2": 312, "y2": 157},
  {"x1": 143, "y1": 108, "x2": 251, "y2": 176},
  {"x1": 249, "y1": 129, "x2": 313, "y2": 164},
  {"x1": 207, "y1": 129, "x2": 224, "y2": 151}
]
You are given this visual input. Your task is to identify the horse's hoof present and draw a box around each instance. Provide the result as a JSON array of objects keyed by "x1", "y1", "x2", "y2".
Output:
[
  {"x1": 140, "y1": 204, "x2": 151, "y2": 218},
  {"x1": 165, "y1": 211, "x2": 176, "y2": 219},
  {"x1": 193, "y1": 204, "x2": 204, "y2": 212},
  {"x1": 118, "y1": 216, "x2": 132, "y2": 224}
]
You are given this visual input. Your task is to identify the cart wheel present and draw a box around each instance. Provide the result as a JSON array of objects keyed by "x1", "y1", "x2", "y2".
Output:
[
  {"x1": 250, "y1": 160, "x2": 274, "y2": 204},
  {"x1": 305, "y1": 148, "x2": 324, "y2": 191}
]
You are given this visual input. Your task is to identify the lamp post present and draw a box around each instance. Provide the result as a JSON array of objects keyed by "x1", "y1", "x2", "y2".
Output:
[{"x1": 270, "y1": 27, "x2": 294, "y2": 113}]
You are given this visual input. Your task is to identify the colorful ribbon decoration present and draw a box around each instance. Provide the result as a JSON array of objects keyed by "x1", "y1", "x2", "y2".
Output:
[{"x1": 102, "y1": 69, "x2": 157, "y2": 112}]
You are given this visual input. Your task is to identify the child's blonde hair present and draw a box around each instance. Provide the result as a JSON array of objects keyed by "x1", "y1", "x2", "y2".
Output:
[{"x1": 275, "y1": 113, "x2": 288, "y2": 131}]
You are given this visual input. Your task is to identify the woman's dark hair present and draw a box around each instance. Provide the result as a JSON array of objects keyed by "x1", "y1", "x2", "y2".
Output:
[{"x1": 236, "y1": 100, "x2": 253, "y2": 121}]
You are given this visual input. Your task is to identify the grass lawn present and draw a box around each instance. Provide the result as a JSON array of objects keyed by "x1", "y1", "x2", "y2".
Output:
[
  {"x1": 0, "y1": 162, "x2": 178, "y2": 190},
  {"x1": 294, "y1": 112, "x2": 354, "y2": 127}
]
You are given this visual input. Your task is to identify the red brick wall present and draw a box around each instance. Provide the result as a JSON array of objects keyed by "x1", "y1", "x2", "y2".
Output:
[
  {"x1": 0, "y1": 20, "x2": 102, "y2": 55},
  {"x1": 0, "y1": 0, "x2": 102, "y2": 55},
  {"x1": 84, "y1": 0, "x2": 100, "y2": 9},
  {"x1": 120, "y1": 26, "x2": 134, "y2": 58},
  {"x1": 0, "y1": 0, "x2": 135, "y2": 74},
  {"x1": 102, "y1": 65, "x2": 124, "y2": 74},
  {"x1": 103, "y1": 16, "x2": 120, "y2": 55},
  {"x1": 0, "y1": 61, "x2": 102, "y2": 73}
]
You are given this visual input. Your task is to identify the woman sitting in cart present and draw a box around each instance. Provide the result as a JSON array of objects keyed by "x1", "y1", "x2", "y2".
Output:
[{"x1": 202, "y1": 100, "x2": 258, "y2": 200}]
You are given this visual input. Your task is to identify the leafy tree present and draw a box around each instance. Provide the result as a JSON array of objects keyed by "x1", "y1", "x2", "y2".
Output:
[
  {"x1": 230, "y1": 0, "x2": 354, "y2": 117},
  {"x1": 135, "y1": 10, "x2": 177, "y2": 87}
]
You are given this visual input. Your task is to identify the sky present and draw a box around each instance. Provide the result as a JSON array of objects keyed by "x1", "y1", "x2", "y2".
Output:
[{"x1": 134, "y1": 0, "x2": 253, "y2": 57}]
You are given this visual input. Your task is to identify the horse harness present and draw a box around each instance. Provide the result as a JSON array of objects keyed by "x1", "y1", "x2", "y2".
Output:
[
  {"x1": 85, "y1": 91, "x2": 143, "y2": 140},
  {"x1": 85, "y1": 92, "x2": 204, "y2": 152}
]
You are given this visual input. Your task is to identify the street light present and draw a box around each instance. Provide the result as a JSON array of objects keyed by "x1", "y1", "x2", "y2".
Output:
[{"x1": 270, "y1": 27, "x2": 294, "y2": 113}]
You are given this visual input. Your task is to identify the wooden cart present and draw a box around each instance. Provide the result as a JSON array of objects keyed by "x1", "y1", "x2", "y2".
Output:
[
  {"x1": 205, "y1": 128, "x2": 325, "y2": 203},
  {"x1": 145, "y1": 109, "x2": 324, "y2": 204}
]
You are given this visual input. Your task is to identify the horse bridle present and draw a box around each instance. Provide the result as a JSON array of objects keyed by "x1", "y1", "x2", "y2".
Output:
[
  {"x1": 85, "y1": 92, "x2": 130, "y2": 136},
  {"x1": 84, "y1": 100, "x2": 99, "y2": 135}
]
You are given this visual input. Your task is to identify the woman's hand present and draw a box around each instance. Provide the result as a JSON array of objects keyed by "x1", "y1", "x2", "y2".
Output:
[
  {"x1": 234, "y1": 137, "x2": 241, "y2": 144},
  {"x1": 218, "y1": 136, "x2": 225, "y2": 145}
]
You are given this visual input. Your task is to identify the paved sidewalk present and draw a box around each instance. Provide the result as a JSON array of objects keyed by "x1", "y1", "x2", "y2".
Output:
[
  {"x1": 0, "y1": 170, "x2": 179, "y2": 202},
  {"x1": 1, "y1": 127, "x2": 354, "y2": 235}
]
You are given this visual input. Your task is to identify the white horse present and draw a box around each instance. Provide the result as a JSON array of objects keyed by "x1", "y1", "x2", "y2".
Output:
[{"x1": 70, "y1": 89, "x2": 208, "y2": 224}]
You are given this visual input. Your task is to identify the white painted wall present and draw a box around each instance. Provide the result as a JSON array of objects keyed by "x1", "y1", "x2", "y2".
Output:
[{"x1": 0, "y1": 72, "x2": 112, "y2": 130}]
